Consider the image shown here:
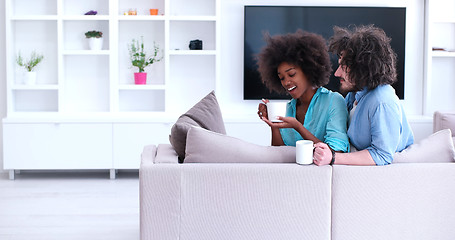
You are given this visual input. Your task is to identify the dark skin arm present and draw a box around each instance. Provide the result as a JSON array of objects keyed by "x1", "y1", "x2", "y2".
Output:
[{"x1": 258, "y1": 99, "x2": 321, "y2": 146}]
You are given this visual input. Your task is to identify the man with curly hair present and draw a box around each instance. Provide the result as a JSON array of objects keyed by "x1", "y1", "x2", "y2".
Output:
[
  {"x1": 256, "y1": 30, "x2": 350, "y2": 153},
  {"x1": 313, "y1": 25, "x2": 414, "y2": 166}
]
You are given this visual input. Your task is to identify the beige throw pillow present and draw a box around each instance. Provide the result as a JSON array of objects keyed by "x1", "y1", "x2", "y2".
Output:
[
  {"x1": 185, "y1": 126, "x2": 296, "y2": 163},
  {"x1": 393, "y1": 129, "x2": 455, "y2": 163},
  {"x1": 169, "y1": 91, "x2": 226, "y2": 161}
]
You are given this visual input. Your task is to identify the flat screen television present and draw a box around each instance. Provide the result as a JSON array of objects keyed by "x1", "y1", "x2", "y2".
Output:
[{"x1": 244, "y1": 6, "x2": 406, "y2": 100}]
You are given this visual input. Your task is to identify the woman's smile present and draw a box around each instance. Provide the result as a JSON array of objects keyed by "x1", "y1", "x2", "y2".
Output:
[{"x1": 288, "y1": 86, "x2": 297, "y2": 92}]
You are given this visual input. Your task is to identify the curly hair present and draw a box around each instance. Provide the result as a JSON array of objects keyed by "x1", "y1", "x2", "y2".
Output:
[
  {"x1": 328, "y1": 25, "x2": 398, "y2": 90},
  {"x1": 256, "y1": 30, "x2": 332, "y2": 94}
]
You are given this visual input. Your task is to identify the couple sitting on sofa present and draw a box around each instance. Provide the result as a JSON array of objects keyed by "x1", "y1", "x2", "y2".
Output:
[
  {"x1": 256, "y1": 25, "x2": 414, "y2": 166},
  {"x1": 169, "y1": 26, "x2": 452, "y2": 165}
]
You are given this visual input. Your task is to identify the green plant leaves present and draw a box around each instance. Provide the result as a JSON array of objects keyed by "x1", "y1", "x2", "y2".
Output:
[
  {"x1": 85, "y1": 30, "x2": 103, "y2": 38},
  {"x1": 16, "y1": 51, "x2": 44, "y2": 72},
  {"x1": 128, "y1": 37, "x2": 163, "y2": 73}
]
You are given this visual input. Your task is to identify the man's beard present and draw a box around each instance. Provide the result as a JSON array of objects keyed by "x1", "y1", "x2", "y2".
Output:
[{"x1": 339, "y1": 80, "x2": 357, "y2": 94}]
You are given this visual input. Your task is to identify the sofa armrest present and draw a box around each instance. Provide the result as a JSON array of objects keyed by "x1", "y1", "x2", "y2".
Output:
[
  {"x1": 155, "y1": 144, "x2": 179, "y2": 164},
  {"x1": 139, "y1": 144, "x2": 180, "y2": 240},
  {"x1": 141, "y1": 144, "x2": 157, "y2": 165},
  {"x1": 141, "y1": 144, "x2": 179, "y2": 164},
  {"x1": 332, "y1": 163, "x2": 455, "y2": 240}
]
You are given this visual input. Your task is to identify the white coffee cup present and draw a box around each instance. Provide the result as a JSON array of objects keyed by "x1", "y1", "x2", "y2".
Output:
[
  {"x1": 296, "y1": 140, "x2": 314, "y2": 165},
  {"x1": 266, "y1": 101, "x2": 287, "y2": 122}
]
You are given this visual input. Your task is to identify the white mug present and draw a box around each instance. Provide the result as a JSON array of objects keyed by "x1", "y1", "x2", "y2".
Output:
[
  {"x1": 296, "y1": 140, "x2": 314, "y2": 165},
  {"x1": 266, "y1": 101, "x2": 287, "y2": 122}
]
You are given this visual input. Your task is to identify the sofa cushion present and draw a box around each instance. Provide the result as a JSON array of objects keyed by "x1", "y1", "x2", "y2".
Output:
[
  {"x1": 393, "y1": 129, "x2": 455, "y2": 163},
  {"x1": 185, "y1": 126, "x2": 296, "y2": 163},
  {"x1": 169, "y1": 91, "x2": 226, "y2": 161},
  {"x1": 434, "y1": 111, "x2": 455, "y2": 136}
]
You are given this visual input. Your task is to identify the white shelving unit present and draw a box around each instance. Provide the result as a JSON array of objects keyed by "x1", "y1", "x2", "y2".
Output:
[
  {"x1": 3, "y1": 0, "x2": 220, "y2": 179},
  {"x1": 424, "y1": 0, "x2": 455, "y2": 115}
]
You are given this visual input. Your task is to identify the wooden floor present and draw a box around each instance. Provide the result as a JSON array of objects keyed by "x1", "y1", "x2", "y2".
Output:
[{"x1": 0, "y1": 170, "x2": 140, "y2": 240}]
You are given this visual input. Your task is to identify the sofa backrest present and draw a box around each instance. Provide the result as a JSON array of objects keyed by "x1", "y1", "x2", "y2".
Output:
[{"x1": 434, "y1": 111, "x2": 455, "y2": 142}]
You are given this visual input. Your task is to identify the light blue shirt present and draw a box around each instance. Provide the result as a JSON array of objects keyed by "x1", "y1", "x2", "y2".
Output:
[
  {"x1": 346, "y1": 85, "x2": 414, "y2": 165},
  {"x1": 279, "y1": 87, "x2": 350, "y2": 152}
]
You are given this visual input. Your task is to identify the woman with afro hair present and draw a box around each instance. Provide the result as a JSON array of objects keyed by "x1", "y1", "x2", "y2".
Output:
[{"x1": 257, "y1": 30, "x2": 349, "y2": 154}]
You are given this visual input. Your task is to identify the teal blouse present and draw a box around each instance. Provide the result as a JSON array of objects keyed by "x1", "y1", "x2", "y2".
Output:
[{"x1": 279, "y1": 87, "x2": 350, "y2": 152}]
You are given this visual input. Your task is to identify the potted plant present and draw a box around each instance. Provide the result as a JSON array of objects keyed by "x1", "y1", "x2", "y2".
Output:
[
  {"x1": 16, "y1": 51, "x2": 44, "y2": 85},
  {"x1": 128, "y1": 36, "x2": 163, "y2": 84},
  {"x1": 85, "y1": 30, "x2": 103, "y2": 50}
]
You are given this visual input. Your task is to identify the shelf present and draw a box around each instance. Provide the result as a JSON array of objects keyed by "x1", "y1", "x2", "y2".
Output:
[
  {"x1": 432, "y1": 18, "x2": 455, "y2": 23},
  {"x1": 118, "y1": 84, "x2": 166, "y2": 90},
  {"x1": 118, "y1": 89, "x2": 165, "y2": 112},
  {"x1": 432, "y1": 51, "x2": 455, "y2": 57},
  {"x1": 3, "y1": 112, "x2": 178, "y2": 123},
  {"x1": 62, "y1": 15, "x2": 110, "y2": 21},
  {"x1": 425, "y1": 0, "x2": 455, "y2": 115},
  {"x1": 11, "y1": 15, "x2": 58, "y2": 20},
  {"x1": 169, "y1": 20, "x2": 216, "y2": 50},
  {"x1": 6, "y1": 0, "x2": 219, "y2": 115},
  {"x1": 63, "y1": 50, "x2": 110, "y2": 55},
  {"x1": 12, "y1": 89, "x2": 58, "y2": 112},
  {"x1": 12, "y1": 84, "x2": 59, "y2": 90},
  {"x1": 118, "y1": 15, "x2": 165, "y2": 21},
  {"x1": 169, "y1": 50, "x2": 216, "y2": 55},
  {"x1": 170, "y1": 0, "x2": 216, "y2": 17},
  {"x1": 169, "y1": 16, "x2": 217, "y2": 21},
  {"x1": 9, "y1": 0, "x2": 58, "y2": 16},
  {"x1": 4, "y1": 0, "x2": 220, "y2": 176}
]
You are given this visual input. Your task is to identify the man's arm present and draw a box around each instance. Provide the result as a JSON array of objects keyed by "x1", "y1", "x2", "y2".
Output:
[
  {"x1": 332, "y1": 149, "x2": 376, "y2": 165},
  {"x1": 313, "y1": 99, "x2": 402, "y2": 166},
  {"x1": 313, "y1": 142, "x2": 376, "y2": 166}
]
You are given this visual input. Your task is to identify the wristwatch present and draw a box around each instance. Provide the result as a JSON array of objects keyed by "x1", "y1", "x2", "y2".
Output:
[{"x1": 330, "y1": 148, "x2": 336, "y2": 165}]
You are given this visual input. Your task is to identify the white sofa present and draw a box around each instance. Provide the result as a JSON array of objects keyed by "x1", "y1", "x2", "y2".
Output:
[
  {"x1": 140, "y1": 144, "x2": 455, "y2": 240},
  {"x1": 139, "y1": 111, "x2": 455, "y2": 240}
]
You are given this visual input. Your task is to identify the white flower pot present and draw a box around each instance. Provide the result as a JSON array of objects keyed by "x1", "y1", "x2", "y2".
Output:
[
  {"x1": 88, "y1": 37, "x2": 103, "y2": 50},
  {"x1": 23, "y1": 72, "x2": 37, "y2": 85}
]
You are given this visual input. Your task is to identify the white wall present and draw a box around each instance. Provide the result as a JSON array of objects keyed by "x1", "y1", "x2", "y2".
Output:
[
  {"x1": 219, "y1": 0, "x2": 425, "y2": 116},
  {"x1": 0, "y1": 1, "x2": 432, "y2": 171},
  {"x1": 219, "y1": 0, "x2": 432, "y2": 144},
  {"x1": 0, "y1": 2, "x2": 6, "y2": 172}
]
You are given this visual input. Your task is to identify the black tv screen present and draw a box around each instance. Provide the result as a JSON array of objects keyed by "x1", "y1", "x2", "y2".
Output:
[{"x1": 244, "y1": 6, "x2": 406, "y2": 100}]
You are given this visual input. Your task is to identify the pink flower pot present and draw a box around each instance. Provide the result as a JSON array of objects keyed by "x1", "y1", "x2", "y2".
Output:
[{"x1": 134, "y1": 72, "x2": 147, "y2": 84}]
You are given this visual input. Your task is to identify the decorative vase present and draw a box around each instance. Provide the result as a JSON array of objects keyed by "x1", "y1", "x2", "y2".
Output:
[
  {"x1": 134, "y1": 72, "x2": 147, "y2": 84},
  {"x1": 149, "y1": 9, "x2": 158, "y2": 15},
  {"x1": 23, "y1": 72, "x2": 37, "y2": 85},
  {"x1": 88, "y1": 37, "x2": 103, "y2": 50}
]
